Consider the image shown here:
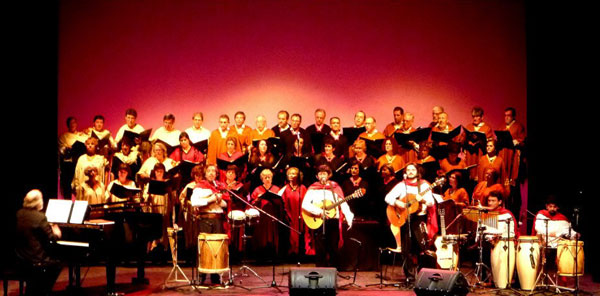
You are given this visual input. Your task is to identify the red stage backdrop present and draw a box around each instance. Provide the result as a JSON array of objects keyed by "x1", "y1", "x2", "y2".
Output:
[{"x1": 58, "y1": 0, "x2": 526, "y2": 135}]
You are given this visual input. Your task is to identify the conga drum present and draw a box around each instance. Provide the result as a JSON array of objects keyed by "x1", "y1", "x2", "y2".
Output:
[
  {"x1": 245, "y1": 208, "x2": 260, "y2": 226},
  {"x1": 227, "y1": 210, "x2": 246, "y2": 228},
  {"x1": 556, "y1": 239, "x2": 584, "y2": 276},
  {"x1": 197, "y1": 233, "x2": 229, "y2": 274},
  {"x1": 516, "y1": 236, "x2": 540, "y2": 290},
  {"x1": 491, "y1": 238, "x2": 516, "y2": 289}
]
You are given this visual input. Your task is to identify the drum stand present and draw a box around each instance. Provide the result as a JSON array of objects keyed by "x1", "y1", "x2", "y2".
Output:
[
  {"x1": 227, "y1": 224, "x2": 266, "y2": 290},
  {"x1": 465, "y1": 215, "x2": 491, "y2": 287},
  {"x1": 530, "y1": 218, "x2": 563, "y2": 294}
]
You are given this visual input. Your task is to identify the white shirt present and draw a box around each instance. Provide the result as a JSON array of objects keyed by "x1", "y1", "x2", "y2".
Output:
[
  {"x1": 302, "y1": 186, "x2": 354, "y2": 224},
  {"x1": 385, "y1": 180, "x2": 434, "y2": 216},
  {"x1": 150, "y1": 126, "x2": 181, "y2": 147},
  {"x1": 534, "y1": 212, "x2": 578, "y2": 248},
  {"x1": 115, "y1": 123, "x2": 145, "y2": 144},
  {"x1": 185, "y1": 126, "x2": 211, "y2": 144}
]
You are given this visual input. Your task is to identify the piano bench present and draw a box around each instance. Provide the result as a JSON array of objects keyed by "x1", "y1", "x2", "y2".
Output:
[{"x1": 1, "y1": 267, "x2": 26, "y2": 296}]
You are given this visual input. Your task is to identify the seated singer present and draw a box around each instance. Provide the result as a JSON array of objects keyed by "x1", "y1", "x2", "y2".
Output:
[
  {"x1": 384, "y1": 163, "x2": 436, "y2": 282},
  {"x1": 302, "y1": 165, "x2": 354, "y2": 268}
]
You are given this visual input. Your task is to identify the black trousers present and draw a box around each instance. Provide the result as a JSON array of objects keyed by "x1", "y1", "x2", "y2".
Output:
[
  {"x1": 314, "y1": 219, "x2": 341, "y2": 268},
  {"x1": 400, "y1": 214, "x2": 433, "y2": 279}
]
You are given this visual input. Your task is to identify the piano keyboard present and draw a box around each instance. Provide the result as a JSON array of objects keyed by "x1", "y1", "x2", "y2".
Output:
[{"x1": 56, "y1": 240, "x2": 90, "y2": 248}]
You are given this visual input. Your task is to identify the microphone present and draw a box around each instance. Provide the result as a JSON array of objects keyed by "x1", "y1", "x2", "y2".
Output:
[
  {"x1": 320, "y1": 177, "x2": 327, "y2": 186},
  {"x1": 403, "y1": 173, "x2": 408, "y2": 180}
]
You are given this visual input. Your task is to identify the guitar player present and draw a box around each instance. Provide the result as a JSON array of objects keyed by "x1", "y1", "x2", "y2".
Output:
[
  {"x1": 302, "y1": 165, "x2": 354, "y2": 268},
  {"x1": 384, "y1": 162, "x2": 437, "y2": 283}
]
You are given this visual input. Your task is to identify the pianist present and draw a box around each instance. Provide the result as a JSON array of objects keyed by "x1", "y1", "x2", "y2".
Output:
[{"x1": 15, "y1": 189, "x2": 63, "y2": 296}]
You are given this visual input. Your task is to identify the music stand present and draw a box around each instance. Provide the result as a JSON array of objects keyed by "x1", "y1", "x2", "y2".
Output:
[
  {"x1": 163, "y1": 227, "x2": 191, "y2": 289},
  {"x1": 365, "y1": 247, "x2": 411, "y2": 289},
  {"x1": 338, "y1": 237, "x2": 363, "y2": 289}
]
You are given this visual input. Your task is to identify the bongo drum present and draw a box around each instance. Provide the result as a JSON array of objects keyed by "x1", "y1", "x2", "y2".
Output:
[
  {"x1": 197, "y1": 233, "x2": 229, "y2": 274},
  {"x1": 516, "y1": 236, "x2": 540, "y2": 290},
  {"x1": 556, "y1": 239, "x2": 584, "y2": 276},
  {"x1": 491, "y1": 238, "x2": 516, "y2": 289},
  {"x1": 245, "y1": 208, "x2": 260, "y2": 226},
  {"x1": 227, "y1": 210, "x2": 246, "y2": 228}
]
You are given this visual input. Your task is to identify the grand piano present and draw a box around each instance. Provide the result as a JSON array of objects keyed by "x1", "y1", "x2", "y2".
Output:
[{"x1": 53, "y1": 201, "x2": 162, "y2": 294}]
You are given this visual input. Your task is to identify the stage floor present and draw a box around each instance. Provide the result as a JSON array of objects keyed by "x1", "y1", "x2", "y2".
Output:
[{"x1": 3, "y1": 262, "x2": 598, "y2": 295}]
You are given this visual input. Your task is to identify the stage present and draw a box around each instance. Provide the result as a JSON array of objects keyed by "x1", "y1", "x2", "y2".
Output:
[{"x1": 3, "y1": 262, "x2": 598, "y2": 295}]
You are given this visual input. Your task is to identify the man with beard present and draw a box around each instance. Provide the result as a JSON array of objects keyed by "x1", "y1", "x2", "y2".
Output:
[
  {"x1": 385, "y1": 163, "x2": 437, "y2": 282},
  {"x1": 533, "y1": 195, "x2": 579, "y2": 248}
]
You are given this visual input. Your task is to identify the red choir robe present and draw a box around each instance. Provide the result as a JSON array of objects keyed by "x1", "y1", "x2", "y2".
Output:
[
  {"x1": 250, "y1": 185, "x2": 284, "y2": 251},
  {"x1": 443, "y1": 187, "x2": 470, "y2": 206},
  {"x1": 396, "y1": 127, "x2": 419, "y2": 164},
  {"x1": 383, "y1": 122, "x2": 402, "y2": 137},
  {"x1": 438, "y1": 158, "x2": 467, "y2": 175},
  {"x1": 472, "y1": 182, "x2": 509, "y2": 206},
  {"x1": 499, "y1": 120, "x2": 526, "y2": 184},
  {"x1": 376, "y1": 153, "x2": 406, "y2": 173},
  {"x1": 278, "y1": 184, "x2": 310, "y2": 255},
  {"x1": 231, "y1": 124, "x2": 253, "y2": 153},
  {"x1": 250, "y1": 128, "x2": 275, "y2": 141},
  {"x1": 169, "y1": 145, "x2": 204, "y2": 163},
  {"x1": 463, "y1": 122, "x2": 493, "y2": 179},
  {"x1": 216, "y1": 151, "x2": 246, "y2": 182},
  {"x1": 476, "y1": 154, "x2": 507, "y2": 184}
]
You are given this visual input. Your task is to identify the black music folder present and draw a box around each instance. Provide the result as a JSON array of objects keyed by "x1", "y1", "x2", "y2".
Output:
[
  {"x1": 393, "y1": 128, "x2": 431, "y2": 147},
  {"x1": 464, "y1": 129, "x2": 487, "y2": 152},
  {"x1": 310, "y1": 132, "x2": 326, "y2": 154},
  {"x1": 252, "y1": 137, "x2": 281, "y2": 150},
  {"x1": 359, "y1": 137, "x2": 385, "y2": 158},
  {"x1": 191, "y1": 139, "x2": 208, "y2": 155},
  {"x1": 169, "y1": 159, "x2": 200, "y2": 178},
  {"x1": 148, "y1": 179, "x2": 171, "y2": 195},
  {"x1": 343, "y1": 127, "x2": 366, "y2": 145},
  {"x1": 431, "y1": 126, "x2": 461, "y2": 143},
  {"x1": 90, "y1": 130, "x2": 111, "y2": 149},
  {"x1": 109, "y1": 183, "x2": 141, "y2": 199},
  {"x1": 153, "y1": 138, "x2": 180, "y2": 155},
  {"x1": 216, "y1": 154, "x2": 249, "y2": 171},
  {"x1": 123, "y1": 128, "x2": 152, "y2": 144},
  {"x1": 494, "y1": 130, "x2": 515, "y2": 150}
]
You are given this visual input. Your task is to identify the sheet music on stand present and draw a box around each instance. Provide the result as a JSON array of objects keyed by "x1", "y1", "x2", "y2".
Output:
[{"x1": 46, "y1": 199, "x2": 89, "y2": 224}]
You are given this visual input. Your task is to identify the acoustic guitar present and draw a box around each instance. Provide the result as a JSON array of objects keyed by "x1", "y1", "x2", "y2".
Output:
[
  {"x1": 386, "y1": 177, "x2": 445, "y2": 228},
  {"x1": 434, "y1": 208, "x2": 458, "y2": 270},
  {"x1": 302, "y1": 188, "x2": 365, "y2": 230}
]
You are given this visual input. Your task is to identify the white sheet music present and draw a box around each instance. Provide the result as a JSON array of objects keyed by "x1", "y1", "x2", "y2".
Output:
[
  {"x1": 45, "y1": 199, "x2": 73, "y2": 223},
  {"x1": 69, "y1": 200, "x2": 88, "y2": 224}
]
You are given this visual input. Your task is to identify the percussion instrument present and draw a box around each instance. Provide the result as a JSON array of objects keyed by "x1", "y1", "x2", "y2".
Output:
[
  {"x1": 516, "y1": 236, "x2": 540, "y2": 290},
  {"x1": 197, "y1": 233, "x2": 229, "y2": 274},
  {"x1": 227, "y1": 210, "x2": 246, "y2": 228},
  {"x1": 556, "y1": 239, "x2": 584, "y2": 276},
  {"x1": 490, "y1": 238, "x2": 516, "y2": 289},
  {"x1": 245, "y1": 208, "x2": 260, "y2": 226}
]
